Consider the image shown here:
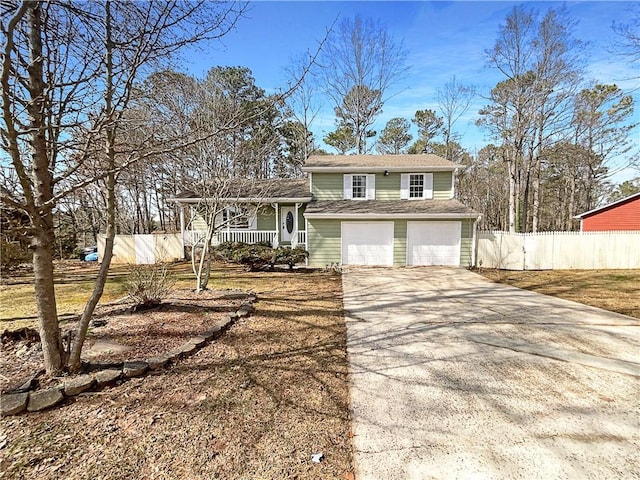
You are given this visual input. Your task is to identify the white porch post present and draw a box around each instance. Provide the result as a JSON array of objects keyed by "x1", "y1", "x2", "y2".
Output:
[
  {"x1": 272, "y1": 202, "x2": 280, "y2": 247},
  {"x1": 179, "y1": 205, "x2": 185, "y2": 259}
]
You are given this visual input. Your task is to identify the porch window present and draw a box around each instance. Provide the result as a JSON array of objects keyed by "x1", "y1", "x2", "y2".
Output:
[{"x1": 222, "y1": 207, "x2": 256, "y2": 229}]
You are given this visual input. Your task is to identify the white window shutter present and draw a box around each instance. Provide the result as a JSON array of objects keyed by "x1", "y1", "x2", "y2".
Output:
[
  {"x1": 400, "y1": 174, "x2": 409, "y2": 200},
  {"x1": 249, "y1": 212, "x2": 257, "y2": 230},
  {"x1": 424, "y1": 173, "x2": 434, "y2": 199},
  {"x1": 366, "y1": 174, "x2": 376, "y2": 200},
  {"x1": 343, "y1": 174, "x2": 353, "y2": 199}
]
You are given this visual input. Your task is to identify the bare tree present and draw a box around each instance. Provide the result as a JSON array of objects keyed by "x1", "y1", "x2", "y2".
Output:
[
  {"x1": 319, "y1": 15, "x2": 408, "y2": 153},
  {"x1": 437, "y1": 76, "x2": 475, "y2": 160},
  {"x1": 1, "y1": 1, "x2": 246, "y2": 375},
  {"x1": 480, "y1": 5, "x2": 586, "y2": 232},
  {"x1": 611, "y1": 3, "x2": 640, "y2": 75}
]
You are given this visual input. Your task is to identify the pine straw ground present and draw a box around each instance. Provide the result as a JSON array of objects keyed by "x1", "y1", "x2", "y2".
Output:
[{"x1": 1, "y1": 264, "x2": 354, "y2": 479}]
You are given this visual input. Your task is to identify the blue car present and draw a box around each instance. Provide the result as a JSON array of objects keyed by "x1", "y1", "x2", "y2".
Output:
[
  {"x1": 81, "y1": 246, "x2": 98, "y2": 261},
  {"x1": 84, "y1": 251, "x2": 98, "y2": 262}
]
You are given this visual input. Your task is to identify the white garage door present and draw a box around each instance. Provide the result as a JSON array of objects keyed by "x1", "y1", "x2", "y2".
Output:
[
  {"x1": 342, "y1": 222, "x2": 394, "y2": 266},
  {"x1": 407, "y1": 221, "x2": 461, "y2": 266}
]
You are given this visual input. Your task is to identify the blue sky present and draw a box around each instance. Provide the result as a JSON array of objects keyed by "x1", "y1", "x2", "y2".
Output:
[{"x1": 183, "y1": 1, "x2": 639, "y2": 183}]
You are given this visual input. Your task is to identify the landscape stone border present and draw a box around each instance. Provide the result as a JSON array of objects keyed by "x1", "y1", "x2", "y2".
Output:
[{"x1": 1, "y1": 295, "x2": 256, "y2": 416}]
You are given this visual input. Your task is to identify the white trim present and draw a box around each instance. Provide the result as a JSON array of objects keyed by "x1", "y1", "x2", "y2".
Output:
[
  {"x1": 400, "y1": 174, "x2": 409, "y2": 199},
  {"x1": 450, "y1": 170, "x2": 456, "y2": 199},
  {"x1": 169, "y1": 197, "x2": 312, "y2": 204},
  {"x1": 472, "y1": 218, "x2": 478, "y2": 267},
  {"x1": 366, "y1": 174, "x2": 376, "y2": 200},
  {"x1": 302, "y1": 166, "x2": 458, "y2": 173},
  {"x1": 305, "y1": 212, "x2": 480, "y2": 219},
  {"x1": 308, "y1": 173, "x2": 313, "y2": 193},
  {"x1": 343, "y1": 174, "x2": 353, "y2": 200}
]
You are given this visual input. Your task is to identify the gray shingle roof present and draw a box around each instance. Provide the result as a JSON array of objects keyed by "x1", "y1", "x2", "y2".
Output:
[
  {"x1": 303, "y1": 154, "x2": 461, "y2": 170},
  {"x1": 305, "y1": 200, "x2": 479, "y2": 217},
  {"x1": 174, "y1": 178, "x2": 311, "y2": 202}
]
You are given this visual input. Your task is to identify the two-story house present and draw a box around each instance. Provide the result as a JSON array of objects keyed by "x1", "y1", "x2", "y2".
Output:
[{"x1": 172, "y1": 154, "x2": 480, "y2": 267}]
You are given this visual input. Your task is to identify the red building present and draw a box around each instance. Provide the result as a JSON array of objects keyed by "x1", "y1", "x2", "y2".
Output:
[{"x1": 575, "y1": 192, "x2": 640, "y2": 231}]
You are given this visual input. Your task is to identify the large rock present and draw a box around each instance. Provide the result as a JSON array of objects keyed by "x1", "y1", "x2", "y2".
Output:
[
  {"x1": 63, "y1": 374, "x2": 95, "y2": 396},
  {"x1": 147, "y1": 355, "x2": 171, "y2": 370},
  {"x1": 93, "y1": 369, "x2": 121, "y2": 386},
  {"x1": 1, "y1": 392, "x2": 29, "y2": 416},
  {"x1": 187, "y1": 336, "x2": 207, "y2": 348},
  {"x1": 122, "y1": 361, "x2": 148, "y2": 378},
  {"x1": 236, "y1": 305, "x2": 253, "y2": 317},
  {"x1": 27, "y1": 388, "x2": 64, "y2": 412},
  {"x1": 3, "y1": 372, "x2": 40, "y2": 394}
]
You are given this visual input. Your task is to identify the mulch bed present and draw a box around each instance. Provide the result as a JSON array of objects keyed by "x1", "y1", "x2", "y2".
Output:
[{"x1": 1, "y1": 289, "x2": 246, "y2": 393}]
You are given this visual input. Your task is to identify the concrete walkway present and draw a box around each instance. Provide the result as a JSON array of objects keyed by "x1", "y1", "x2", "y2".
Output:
[{"x1": 342, "y1": 267, "x2": 640, "y2": 480}]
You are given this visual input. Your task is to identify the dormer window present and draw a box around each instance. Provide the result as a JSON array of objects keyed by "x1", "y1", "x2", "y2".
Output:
[
  {"x1": 344, "y1": 174, "x2": 375, "y2": 200},
  {"x1": 401, "y1": 173, "x2": 433, "y2": 200}
]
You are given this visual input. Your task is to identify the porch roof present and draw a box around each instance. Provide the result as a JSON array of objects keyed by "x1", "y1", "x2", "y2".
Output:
[
  {"x1": 304, "y1": 199, "x2": 480, "y2": 219},
  {"x1": 172, "y1": 178, "x2": 311, "y2": 203}
]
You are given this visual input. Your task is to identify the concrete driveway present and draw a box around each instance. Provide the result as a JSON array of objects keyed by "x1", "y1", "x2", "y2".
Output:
[{"x1": 342, "y1": 267, "x2": 639, "y2": 480}]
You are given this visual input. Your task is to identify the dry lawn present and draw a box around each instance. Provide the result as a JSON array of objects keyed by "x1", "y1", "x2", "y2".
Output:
[
  {"x1": 479, "y1": 269, "x2": 640, "y2": 319},
  {"x1": 1, "y1": 263, "x2": 353, "y2": 479}
]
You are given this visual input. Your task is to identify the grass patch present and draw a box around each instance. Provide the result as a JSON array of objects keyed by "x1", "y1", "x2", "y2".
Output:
[{"x1": 478, "y1": 269, "x2": 640, "y2": 319}]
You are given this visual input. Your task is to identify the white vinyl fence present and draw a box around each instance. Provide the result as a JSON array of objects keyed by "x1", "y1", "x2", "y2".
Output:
[
  {"x1": 477, "y1": 231, "x2": 640, "y2": 270},
  {"x1": 97, "y1": 233, "x2": 183, "y2": 264}
]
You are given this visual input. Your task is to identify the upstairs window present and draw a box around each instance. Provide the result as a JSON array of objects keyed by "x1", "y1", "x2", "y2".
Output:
[
  {"x1": 352, "y1": 175, "x2": 367, "y2": 199},
  {"x1": 409, "y1": 174, "x2": 424, "y2": 198},
  {"x1": 401, "y1": 173, "x2": 433, "y2": 200},
  {"x1": 344, "y1": 174, "x2": 375, "y2": 200}
]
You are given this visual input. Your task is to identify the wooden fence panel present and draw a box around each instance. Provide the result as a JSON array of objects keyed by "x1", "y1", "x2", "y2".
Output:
[{"x1": 478, "y1": 231, "x2": 640, "y2": 270}]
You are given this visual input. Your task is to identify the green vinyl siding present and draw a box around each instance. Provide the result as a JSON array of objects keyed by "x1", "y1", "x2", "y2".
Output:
[
  {"x1": 393, "y1": 220, "x2": 407, "y2": 266},
  {"x1": 312, "y1": 173, "x2": 344, "y2": 200},
  {"x1": 460, "y1": 218, "x2": 474, "y2": 266},
  {"x1": 191, "y1": 212, "x2": 208, "y2": 232},
  {"x1": 433, "y1": 171, "x2": 453, "y2": 199},
  {"x1": 257, "y1": 205, "x2": 276, "y2": 230},
  {"x1": 307, "y1": 219, "x2": 342, "y2": 267},
  {"x1": 375, "y1": 173, "x2": 401, "y2": 200},
  {"x1": 312, "y1": 171, "x2": 453, "y2": 200}
]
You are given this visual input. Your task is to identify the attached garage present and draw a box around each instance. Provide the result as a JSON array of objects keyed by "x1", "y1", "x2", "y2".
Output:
[
  {"x1": 342, "y1": 222, "x2": 394, "y2": 266},
  {"x1": 406, "y1": 221, "x2": 461, "y2": 266}
]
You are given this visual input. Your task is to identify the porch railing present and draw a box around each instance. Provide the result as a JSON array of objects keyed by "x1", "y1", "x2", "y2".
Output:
[
  {"x1": 184, "y1": 229, "x2": 307, "y2": 249},
  {"x1": 214, "y1": 230, "x2": 278, "y2": 247},
  {"x1": 292, "y1": 230, "x2": 307, "y2": 248}
]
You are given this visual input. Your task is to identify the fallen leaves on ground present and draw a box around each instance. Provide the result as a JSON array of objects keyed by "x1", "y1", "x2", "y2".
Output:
[{"x1": 1, "y1": 265, "x2": 353, "y2": 479}]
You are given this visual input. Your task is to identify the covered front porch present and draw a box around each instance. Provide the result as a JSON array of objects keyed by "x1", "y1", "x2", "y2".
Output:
[
  {"x1": 181, "y1": 202, "x2": 308, "y2": 250},
  {"x1": 171, "y1": 177, "x2": 312, "y2": 257}
]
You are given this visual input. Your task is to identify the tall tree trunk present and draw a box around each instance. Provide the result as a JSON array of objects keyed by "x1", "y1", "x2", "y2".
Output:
[
  {"x1": 26, "y1": 2, "x2": 64, "y2": 375},
  {"x1": 32, "y1": 232, "x2": 64, "y2": 374},
  {"x1": 69, "y1": 0, "x2": 117, "y2": 371}
]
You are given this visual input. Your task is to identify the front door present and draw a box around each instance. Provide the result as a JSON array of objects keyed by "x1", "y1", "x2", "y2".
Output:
[{"x1": 280, "y1": 206, "x2": 295, "y2": 243}]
